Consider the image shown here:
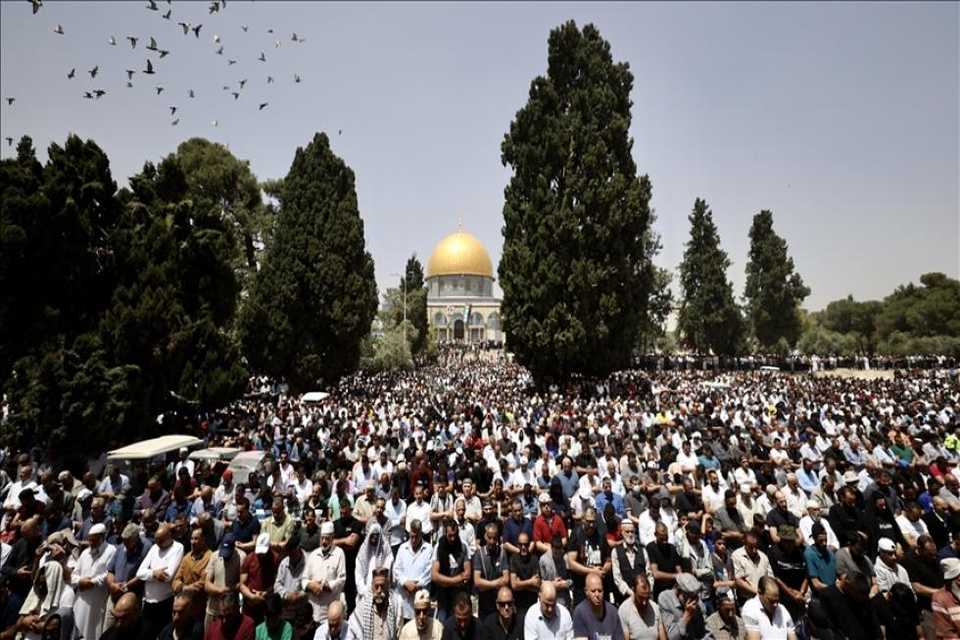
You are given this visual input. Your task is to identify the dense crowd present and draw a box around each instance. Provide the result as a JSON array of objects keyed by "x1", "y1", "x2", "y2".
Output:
[{"x1": 0, "y1": 353, "x2": 959, "y2": 640}]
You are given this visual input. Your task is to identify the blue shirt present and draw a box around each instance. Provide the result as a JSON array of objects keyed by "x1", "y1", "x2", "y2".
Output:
[
  {"x1": 110, "y1": 537, "x2": 153, "y2": 582},
  {"x1": 797, "y1": 469, "x2": 820, "y2": 495},
  {"x1": 503, "y1": 516, "x2": 533, "y2": 548},
  {"x1": 804, "y1": 544, "x2": 837, "y2": 586},
  {"x1": 231, "y1": 514, "x2": 261, "y2": 543},
  {"x1": 554, "y1": 471, "x2": 580, "y2": 501},
  {"x1": 594, "y1": 492, "x2": 625, "y2": 519}
]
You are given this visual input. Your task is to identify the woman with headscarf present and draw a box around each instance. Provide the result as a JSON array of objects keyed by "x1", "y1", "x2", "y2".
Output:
[{"x1": 354, "y1": 523, "x2": 393, "y2": 598}]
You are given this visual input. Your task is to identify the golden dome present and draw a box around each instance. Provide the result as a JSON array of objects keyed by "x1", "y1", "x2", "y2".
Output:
[{"x1": 426, "y1": 230, "x2": 494, "y2": 278}]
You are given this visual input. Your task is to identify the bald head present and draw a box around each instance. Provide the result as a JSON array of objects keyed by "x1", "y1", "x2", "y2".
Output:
[
  {"x1": 113, "y1": 592, "x2": 140, "y2": 629},
  {"x1": 328, "y1": 600, "x2": 345, "y2": 627},
  {"x1": 585, "y1": 573, "x2": 603, "y2": 591}
]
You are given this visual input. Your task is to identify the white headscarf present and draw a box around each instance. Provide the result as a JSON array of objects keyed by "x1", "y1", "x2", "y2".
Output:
[{"x1": 354, "y1": 522, "x2": 393, "y2": 594}]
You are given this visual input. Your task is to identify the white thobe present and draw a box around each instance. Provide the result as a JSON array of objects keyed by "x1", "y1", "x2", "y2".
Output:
[{"x1": 71, "y1": 543, "x2": 116, "y2": 640}]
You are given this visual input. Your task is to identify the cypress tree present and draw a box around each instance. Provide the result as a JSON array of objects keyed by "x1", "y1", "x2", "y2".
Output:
[
  {"x1": 744, "y1": 210, "x2": 810, "y2": 348},
  {"x1": 677, "y1": 198, "x2": 745, "y2": 355},
  {"x1": 241, "y1": 133, "x2": 377, "y2": 390},
  {"x1": 499, "y1": 21, "x2": 656, "y2": 382}
]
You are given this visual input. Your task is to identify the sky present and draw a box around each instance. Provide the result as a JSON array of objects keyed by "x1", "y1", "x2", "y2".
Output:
[{"x1": 1, "y1": 1, "x2": 957, "y2": 312}]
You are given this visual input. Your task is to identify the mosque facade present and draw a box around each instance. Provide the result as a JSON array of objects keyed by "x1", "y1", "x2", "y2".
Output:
[{"x1": 425, "y1": 229, "x2": 503, "y2": 344}]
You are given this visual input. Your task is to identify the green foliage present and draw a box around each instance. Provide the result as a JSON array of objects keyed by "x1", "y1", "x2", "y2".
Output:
[
  {"x1": 498, "y1": 20, "x2": 656, "y2": 382},
  {"x1": 240, "y1": 132, "x2": 378, "y2": 391},
  {"x1": 365, "y1": 323, "x2": 413, "y2": 372},
  {"x1": 677, "y1": 198, "x2": 745, "y2": 355},
  {"x1": 744, "y1": 210, "x2": 810, "y2": 348},
  {"x1": 399, "y1": 254, "x2": 428, "y2": 354}
]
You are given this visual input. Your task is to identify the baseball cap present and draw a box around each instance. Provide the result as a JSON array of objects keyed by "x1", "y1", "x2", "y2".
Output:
[
  {"x1": 538, "y1": 493, "x2": 552, "y2": 505},
  {"x1": 220, "y1": 533, "x2": 237, "y2": 559},
  {"x1": 877, "y1": 538, "x2": 896, "y2": 553}
]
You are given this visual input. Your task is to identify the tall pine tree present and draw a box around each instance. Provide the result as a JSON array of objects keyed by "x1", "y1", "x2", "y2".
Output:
[
  {"x1": 240, "y1": 133, "x2": 377, "y2": 391},
  {"x1": 744, "y1": 210, "x2": 810, "y2": 348},
  {"x1": 677, "y1": 198, "x2": 744, "y2": 355},
  {"x1": 399, "y1": 254, "x2": 428, "y2": 355},
  {"x1": 499, "y1": 21, "x2": 656, "y2": 382}
]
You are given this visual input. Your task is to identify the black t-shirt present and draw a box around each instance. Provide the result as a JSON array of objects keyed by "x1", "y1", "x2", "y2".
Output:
[
  {"x1": 768, "y1": 543, "x2": 806, "y2": 590},
  {"x1": 903, "y1": 552, "x2": 944, "y2": 611},
  {"x1": 765, "y1": 508, "x2": 799, "y2": 530},
  {"x1": 818, "y1": 584, "x2": 883, "y2": 640},
  {"x1": 645, "y1": 541, "x2": 683, "y2": 597},
  {"x1": 509, "y1": 553, "x2": 540, "y2": 613},
  {"x1": 334, "y1": 516, "x2": 365, "y2": 583},
  {"x1": 566, "y1": 526, "x2": 610, "y2": 590},
  {"x1": 473, "y1": 546, "x2": 509, "y2": 616},
  {"x1": 675, "y1": 491, "x2": 703, "y2": 516}
]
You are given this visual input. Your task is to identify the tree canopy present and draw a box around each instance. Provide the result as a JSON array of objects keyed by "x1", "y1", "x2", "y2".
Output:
[
  {"x1": 498, "y1": 20, "x2": 657, "y2": 382},
  {"x1": 240, "y1": 132, "x2": 378, "y2": 392}
]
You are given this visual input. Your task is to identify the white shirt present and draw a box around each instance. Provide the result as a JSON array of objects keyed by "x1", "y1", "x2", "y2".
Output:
[
  {"x1": 734, "y1": 468, "x2": 757, "y2": 488},
  {"x1": 523, "y1": 601, "x2": 573, "y2": 640},
  {"x1": 798, "y1": 516, "x2": 840, "y2": 550},
  {"x1": 874, "y1": 557, "x2": 913, "y2": 594},
  {"x1": 405, "y1": 500, "x2": 432, "y2": 536},
  {"x1": 741, "y1": 594, "x2": 795, "y2": 640},
  {"x1": 895, "y1": 514, "x2": 929, "y2": 546},
  {"x1": 384, "y1": 499, "x2": 407, "y2": 547},
  {"x1": 702, "y1": 483, "x2": 726, "y2": 514},
  {"x1": 174, "y1": 459, "x2": 195, "y2": 478},
  {"x1": 135, "y1": 540, "x2": 185, "y2": 603}
]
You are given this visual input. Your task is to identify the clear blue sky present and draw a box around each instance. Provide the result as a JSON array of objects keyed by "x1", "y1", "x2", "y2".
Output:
[{"x1": 1, "y1": 1, "x2": 957, "y2": 311}]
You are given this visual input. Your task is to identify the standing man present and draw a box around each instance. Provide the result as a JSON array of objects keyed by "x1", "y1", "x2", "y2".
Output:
[
  {"x1": 137, "y1": 522, "x2": 186, "y2": 639},
  {"x1": 571, "y1": 574, "x2": 623, "y2": 640},
  {"x1": 474, "y1": 523, "x2": 510, "y2": 620},
  {"x1": 566, "y1": 508, "x2": 611, "y2": 606},
  {"x1": 479, "y1": 586, "x2": 522, "y2": 640},
  {"x1": 509, "y1": 532, "x2": 541, "y2": 617},
  {"x1": 303, "y1": 522, "x2": 346, "y2": 626},
  {"x1": 71, "y1": 522, "x2": 116, "y2": 640},
  {"x1": 393, "y1": 520, "x2": 433, "y2": 624},
  {"x1": 334, "y1": 500, "x2": 364, "y2": 613},
  {"x1": 656, "y1": 574, "x2": 707, "y2": 640},
  {"x1": 205, "y1": 534, "x2": 243, "y2": 630},
  {"x1": 432, "y1": 519, "x2": 472, "y2": 622},
  {"x1": 617, "y1": 576, "x2": 666, "y2": 640},
  {"x1": 523, "y1": 582, "x2": 573, "y2": 640}
]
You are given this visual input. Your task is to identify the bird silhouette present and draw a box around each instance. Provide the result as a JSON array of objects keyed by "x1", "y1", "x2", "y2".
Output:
[
  {"x1": 231, "y1": 92, "x2": 239, "y2": 100},
  {"x1": 241, "y1": 24, "x2": 248, "y2": 32},
  {"x1": 53, "y1": 24, "x2": 64, "y2": 35},
  {"x1": 213, "y1": 34, "x2": 220, "y2": 43},
  {"x1": 188, "y1": 89, "x2": 195, "y2": 98},
  {"x1": 93, "y1": 89, "x2": 106, "y2": 98},
  {"x1": 88, "y1": 66, "x2": 98, "y2": 78},
  {"x1": 192, "y1": 24, "x2": 202, "y2": 38},
  {"x1": 30, "y1": 0, "x2": 42, "y2": 15},
  {"x1": 258, "y1": 102, "x2": 268, "y2": 110},
  {"x1": 146, "y1": 0, "x2": 158, "y2": 10},
  {"x1": 228, "y1": 59, "x2": 237, "y2": 65},
  {"x1": 239, "y1": 79, "x2": 247, "y2": 88},
  {"x1": 162, "y1": 8, "x2": 171, "y2": 19},
  {"x1": 267, "y1": 28, "x2": 274, "y2": 34},
  {"x1": 144, "y1": 59, "x2": 155, "y2": 74},
  {"x1": 67, "y1": 68, "x2": 76, "y2": 79},
  {"x1": 294, "y1": 73, "x2": 301, "y2": 83},
  {"x1": 222, "y1": 85, "x2": 230, "y2": 91},
  {"x1": 209, "y1": 0, "x2": 219, "y2": 14},
  {"x1": 126, "y1": 81, "x2": 133, "y2": 88},
  {"x1": 338, "y1": 129, "x2": 342, "y2": 135},
  {"x1": 274, "y1": 40, "x2": 281, "y2": 48},
  {"x1": 291, "y1": 32, "x2": 300, "y2": 42},
  {"x1": 267, "y1": 75, "x2": 274, "y2": 84},
  {"x1": 156, "y1": 86, "x2": 164, "y2": 94},
  {"x1": 83, "y1": 91, "x2": 94, "y2": 99},
  {"x1": 5, "y1": 98, "x2": 14, "y2": 106},
  {"x1": 126, "y1": 69, "x2": 136, "y2": 80},
  {"x1": 108, "y1": 35, "x2": 117, "y2": 45},
  {"x1": 146, "y1": 37, "x2": 158, "y2": 51},
  {"x1": 4, "y1": 137, "x2": 12, "y2": 146},
  {"x1": 171, "y1": 118, "x2": 179, "y2": 126},
  {"x1": 170, "y1": 105, "x2": 177, "y2": 115},
  {"x1": 211, "y1": 120, "x2": 218, "y2": 127},
  {"x1": 216, "y1": 46, "x2": 223, "y2": 55},
  {"x1": 178, "y1": 22, "x2": 190, "y2": 35},
  {"x1": 158, "y1": 50, "x2": 170, "y2": 58},
  {"x1": 257, "y1": 51, "x2": 266, "y2": 62},
  {"x1": 127, "y1": 36, "x2": 138, "y2": 48}
]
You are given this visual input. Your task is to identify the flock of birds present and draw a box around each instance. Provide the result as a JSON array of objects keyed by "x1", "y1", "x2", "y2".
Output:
[{"x1": 4, "y1": 0, "x2": 311, "y2": 144}]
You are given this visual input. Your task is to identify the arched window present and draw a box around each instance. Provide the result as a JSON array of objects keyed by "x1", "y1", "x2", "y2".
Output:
[
  {"x1": 433, "y1": 312, "x2": 448, "y2": 326},
  {"x1": 469, "y1": 312, "x2": 484, "y2": 326},
  {"x1": 486, "y1": 312, "x2": 501, "y2": 331}
]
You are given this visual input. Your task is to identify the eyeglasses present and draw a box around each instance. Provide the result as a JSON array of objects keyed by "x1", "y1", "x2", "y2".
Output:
[
  {"x1": 497, "y1": 601, "x2": 514, "y2": 608},
  {"x1": 414, "y1": 609, "x2": 431, "y2": 616}
]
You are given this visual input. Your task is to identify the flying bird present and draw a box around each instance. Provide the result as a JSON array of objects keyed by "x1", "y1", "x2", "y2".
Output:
[
  {"x1": 93, "y1": 89, "x2": 106, "y2": 98},
  {"x1": 222, "y1": 85, "x2": 230, "y2": 91},
  {"x1": 53, "y1": 24, "x2": 64, "y2": 35},
  {"x1": 239, "y1": 78, "x2": 247, "y2": 88},
  {"x1": 158, "y1": 50, "x2": 170, "y2": 58},
  {"x1": 88, "y1": 66, "x2": 98, "y2": 78},
  {"x1": 30, "y1": 0, "x2": 42, "y2": 15},
  {"x1": 146, "y1": 37, "x2": 158, "y2": 51},
  {"x1": 208, "y1": 0, "x2": 219, "y2": 14},
  {"x1": 216, "y1": 46, "x2": 223, "y2": 55},
  {"x1": 83, "y1": 91, "x2": 94, "y2": 99},
  {"x1": 178, "y1": 22, "x2": 190, "y2": 35},
  {"x1": 258, "y1": 102, "x2": 268, "y2": 111},
  {"x1": 267, "y1": 28, "x2": 274, "y2": 34},
  {"x1": 4, "y1": 97, "x2": 14, "y2": 105},
  {"x1": 146, "y1": 0, "x2": 158, "y2": 10},
  {"x1": 108, "y1": 35, "x2": 116, "y2": 45},
  {"x1": 267, "y1": 75, "x2": 273, "y2": 84},
  {"x1": 227, "y1": 59, "x2": 237, "y2": 65},
  {"x1": 213, "y1": 34, "x2": 220, "y2": 43},
  {"x1": 231, "y1": 92, "x2": 239, "y2": 100},
  {"x1": 169, "y1": 105, "x2": 177, "y2": 115},
  {"x1": 192, "y1": 24, "x2": 202, "y2": 38},
  {"x1": 67, "y1": 68, "x2": 75, "y2": 79},
  {"x1": 144, "y1": 59, "x2": 155, "y2": 74},
  {"x1": 162, "y1": 8, "x2": 171, "y2": 19},
  {"x1": 188, "y1": 89, "x2": 195, "y2": 98},
  {"x1": 126, "y1": 81, "x2": 133, "y2": 88},
  {"x1": 4, "y1": 137, "x2": 12, "y2": 147},
  {"x1": 338, "y1": 129, "x2": 342, "y2": 136},
  {"x1": 156, "y1": 85, "x2": 164, "y2": 94},
  {"x1": 257, "y1": 51, "x2": 266, "y2": 62},
  {"x1": 171, "y1": 118, "x2": 179, "y2": 126},
  {"x1": 127, "y1": 36, "x2": 138, "y2": 48},
  {"x1": 241, "y1": 24, "x2": 248, "y2": 32},
  {"x1": 211, "y1": 120, "x2": 218, "y2": 127},
  {"x1": 126, "y1": 69, "x2": 136, "y2": 80},
  {"x1": 294, "y1": 73, "x2": 301, "y2": 83},
  {"x1": 291, "y1": 32, "x2": 300, "y2": 42}
]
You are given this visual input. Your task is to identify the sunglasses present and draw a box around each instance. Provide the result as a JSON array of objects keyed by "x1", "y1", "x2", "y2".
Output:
[
  {"x1": 415, "y1": 609, "x2": 431, "y2": 616},
  {"x1": 497, "y1": 601, "x2": 514, "y2": 607}
]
